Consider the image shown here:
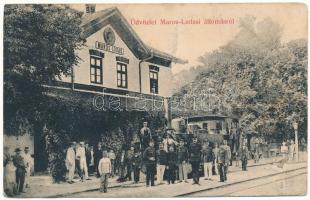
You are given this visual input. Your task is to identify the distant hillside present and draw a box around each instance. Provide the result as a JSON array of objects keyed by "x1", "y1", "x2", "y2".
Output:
[{"x1": 171, "y1": 66, "x2": 203, "y2": 93}]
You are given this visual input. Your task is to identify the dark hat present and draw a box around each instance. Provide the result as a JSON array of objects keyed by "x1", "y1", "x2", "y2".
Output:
[
  {"x1": 24, "y1": 147, "x2": 29, "y2": 150},
  {"x1": 15, "y1": 148, "x2": 22, "y2": 152}
]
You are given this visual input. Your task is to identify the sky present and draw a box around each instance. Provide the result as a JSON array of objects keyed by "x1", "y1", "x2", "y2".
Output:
[{"x1": 72, "y1": 3, "x2": 307, "y2": 74}]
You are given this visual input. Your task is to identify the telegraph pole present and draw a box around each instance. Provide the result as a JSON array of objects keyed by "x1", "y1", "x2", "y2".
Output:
[{"x1": 292, "y1": 121, "x2": 299, "y2": 162}]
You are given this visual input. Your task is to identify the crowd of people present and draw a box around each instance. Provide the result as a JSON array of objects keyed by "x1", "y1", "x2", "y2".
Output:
[
  {"x1": 4, "y1": 121, "x2": 304, "y2": 196},
  {"x1": 64, "y1": 122, "x2": 246, "y2": 193},
  {"x1": 4, "y1": 146, "x2": 33, "y2": 196}
]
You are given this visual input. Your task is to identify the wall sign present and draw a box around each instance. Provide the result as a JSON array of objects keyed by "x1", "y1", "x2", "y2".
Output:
[{"x1": 95, "y1": 41, "x2": 124, "y2": 55}]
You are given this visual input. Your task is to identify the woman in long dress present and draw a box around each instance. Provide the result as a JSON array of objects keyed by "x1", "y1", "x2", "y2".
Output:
[{"x1": 4, "y1": 156, "x2": 17, "y2": 196}]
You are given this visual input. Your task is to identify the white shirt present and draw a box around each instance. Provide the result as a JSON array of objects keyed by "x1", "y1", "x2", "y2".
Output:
[
  {"x1": 90, "y1": 150, "x2": 94, "y2": 166},
  {"x1": 98, "y1": 157, "x2": 111, "y2": 175},
  {"x1": 22, "y1": 152, "x2": 32, "y2": 168},
  {"x1": 163, "y1": 138, "x2": 178, "y2": 152},
  {"x1": 76, "y1": 146, "x2": 86, "y2": 159},
  {"x1": 281, "y1": 145, "x2": 288, "y2": 153},
  {"x1": 66, "y1": 147, "x2": 75, "y2": 167}
]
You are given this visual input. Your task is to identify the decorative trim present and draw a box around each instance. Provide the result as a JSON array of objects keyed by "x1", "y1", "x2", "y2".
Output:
[
  {"x1": 50, "y1": 81, "x2": 164, "y2": 100},
  {"x1": 116, "y1": 56, "x2": 129, "y2": 64},
  {"x1": 149, "y1": 65, "x2": 160, "y2": 72},
  {"x1": 89, "y1": 49, "x2": 104, "y2": 58}
]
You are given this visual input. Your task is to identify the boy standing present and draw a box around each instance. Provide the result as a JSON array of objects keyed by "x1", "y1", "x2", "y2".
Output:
[
  {"x1": 156, "y1": 143, "x2": 167, "y2": 185},
  {"x1": 98, "y1": 151, "x2": 112, "y2": 193},
  {"x1": 166, "y1": 146, "x2": 177, "y2": 184},
  {"x1": 202, "y1": 141, "x2": 215, "y2": 180},
  {"x1": 177, "y1": 140, "x2": 188, "y2": 183},
  {"x1": 143, "y1": 140, "x2": 156, "y2": 187}
]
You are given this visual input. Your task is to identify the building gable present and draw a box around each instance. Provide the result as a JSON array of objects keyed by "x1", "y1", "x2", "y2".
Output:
[{"x1": 80, "y1": 7, "x2": 187, "y2": 65}]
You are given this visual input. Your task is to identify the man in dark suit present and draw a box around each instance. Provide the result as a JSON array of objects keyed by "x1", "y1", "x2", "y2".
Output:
[
  {"x1": 143, "y1": 140, "x2": 156, "y2": 187},
  {"x1": 189, "y1": 137, "x2": 202, "y2": 185},
  {"x1": 140, "y1": 122, "x2": 152, "y2": 151},
  {"x1": 13, "y1": 148, "x2": 26, "y2": 194},
  {"x1": 94, "y1": 142, "x2": 103, "y2": 177}
]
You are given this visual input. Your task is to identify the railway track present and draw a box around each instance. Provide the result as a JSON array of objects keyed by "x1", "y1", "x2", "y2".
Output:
[
  {"x1": 177, "y1": 166, "x2": 307, "y2": 197},
  {"x1": 58, "y1": 162, "x2": 306, "y2": 198}
]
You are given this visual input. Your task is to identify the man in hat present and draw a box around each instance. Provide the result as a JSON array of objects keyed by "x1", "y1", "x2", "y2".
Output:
[
  {"x1": 189, "y1": 137, "x2": 202, "y2": 185},
  {"x1": 76, "y1": 141, "x2": 90, "y2": 181},
  {"x1": 143, "y1": 140, "x2": 156, "y2": 187},
  {"x1": 22, "y1": 147, "x2": 32, "y2": 188},
  {"x1": 66, "y1": 142, "x2": 76, "y2": 183},
  {"x1": 217, "y1": 140, "x2": 231, "y2": 182},
  {"x1": 13, "y1": 148, "x2": 26, "y2": 194},
  {"x1": 140, "y1": 122, "x2": 152, "y2": 151}
]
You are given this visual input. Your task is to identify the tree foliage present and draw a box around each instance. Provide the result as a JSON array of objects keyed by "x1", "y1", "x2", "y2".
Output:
[
  {"x1": 4, "y1": 4, "x2": 84, "y2": 182},
  {"x1": 4, "y1": 5, "x2": 84, "y2": 135},
  {"x1": 173, "y1": 17, "x2": 307, "y2": 141}
]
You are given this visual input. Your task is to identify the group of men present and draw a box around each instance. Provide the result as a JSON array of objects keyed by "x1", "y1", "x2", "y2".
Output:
[
  {"x1": 138, "y1": 120, "x2": 237, "y2": 186},
  {"x1": 65, "y1": 141, "x2": 116, "y2": 183},
  {"x1": 4, "y1": 146, "x2": 33, "y2": 196},
  {"x1": 66, "y1": 141, "x2": 93, "y2": 183},
  {"x1": 142, "y1": 135, "x2": 235, "y2": 186},
  {"x1": 64, "y1": 121, "x2": 250, "y2": 191}
]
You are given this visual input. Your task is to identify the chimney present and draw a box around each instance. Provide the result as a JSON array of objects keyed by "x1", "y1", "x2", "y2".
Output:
[{"x1": 85, "y1": 4, "x2": 96, "y2": 14}]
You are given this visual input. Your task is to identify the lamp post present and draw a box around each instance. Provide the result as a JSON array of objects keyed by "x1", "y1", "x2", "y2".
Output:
[{"x1": 292, "y1": 121, "x2": 299, "y2": 162}]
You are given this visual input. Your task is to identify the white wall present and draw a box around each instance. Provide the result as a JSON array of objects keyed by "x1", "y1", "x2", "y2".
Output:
[
  {"x1": 59, "y1": 24, "x2": 173, "y2": 97},
  {"x1": 4, "y1": 133, "x2": 34, "y2": 155}
]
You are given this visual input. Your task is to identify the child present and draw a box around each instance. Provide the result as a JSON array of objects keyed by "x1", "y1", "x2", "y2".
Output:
[
  {"x1": 98, "y1": 151, "x2": 111, "y2": 193},
  {"x1": 4, "y1": 157, "x2": 17, "y2": 197},
  {"x1": 166, "y1": 146, "x2": 177, "y2": 184}
]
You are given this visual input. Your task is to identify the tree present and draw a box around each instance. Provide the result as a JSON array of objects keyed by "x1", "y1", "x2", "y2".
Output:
[
  {"x1": 4, "y1": 4, "x2": 84, "y2": 182},
  {"x1": 4, "y1": 4, "x2": 84, "y2": 135},
  {"x1": 173, "y1": 16, "x2": 307, "y2": 143}
]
